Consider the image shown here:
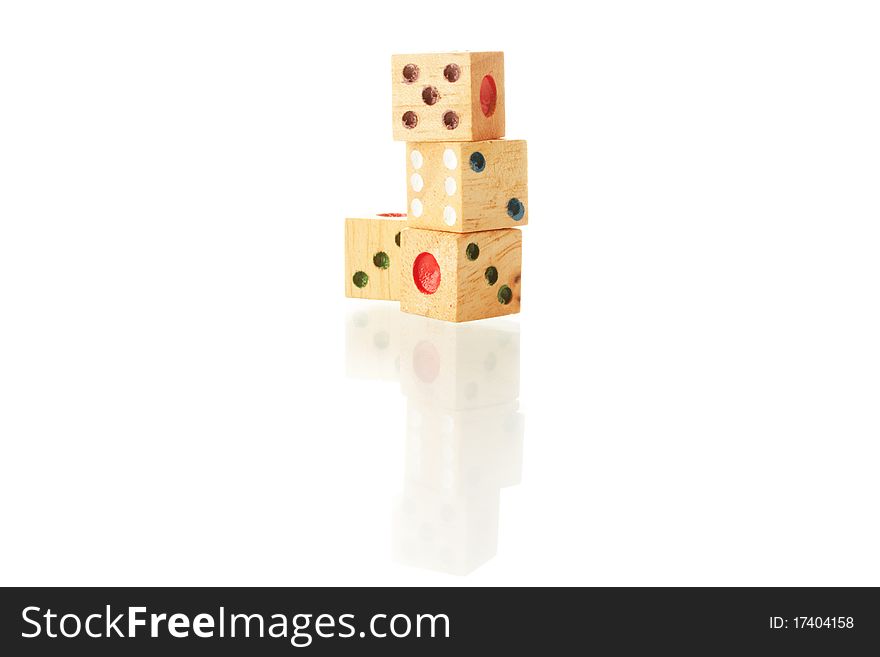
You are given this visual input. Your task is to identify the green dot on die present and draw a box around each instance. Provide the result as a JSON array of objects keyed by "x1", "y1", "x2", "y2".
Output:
[
  {"x1": 373, "y1": 252, "x2": 390, "y2": 269},
  {"x1": 484, "y1": 266, "x2": 498, "y2": 285},
  {"x1": 466, "y1": 243, "x2": 480, "y2": 260},
  {"x1": 353, "y1": 271, "x2": 369, "y2": 288},
  {"x1": 497, "y1": 285, "x2": 512, "y2": 304}
]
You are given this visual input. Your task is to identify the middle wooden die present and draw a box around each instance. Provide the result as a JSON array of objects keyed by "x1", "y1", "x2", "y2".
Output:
[{"x1": 407, "y1": 140, "x2": 528, "y2": 233}]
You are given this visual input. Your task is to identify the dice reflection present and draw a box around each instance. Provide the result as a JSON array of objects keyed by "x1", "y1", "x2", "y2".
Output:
[
  {"x1": 346, "y1": 306, "x2": 524, "y2": 575},
  {"x1": 345, "y1": 304, "x2": 401, "y2": 382}
]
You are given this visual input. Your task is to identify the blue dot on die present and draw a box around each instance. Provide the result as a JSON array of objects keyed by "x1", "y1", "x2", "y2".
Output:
[
  {"x1": 507, "y1": 197, "x2": 525, "y2": 221},
  {"x1": 469, "y1": 151, "x2": 486, "y2": 173}
]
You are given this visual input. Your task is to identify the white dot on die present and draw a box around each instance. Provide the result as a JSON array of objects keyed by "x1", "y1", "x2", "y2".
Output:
[
  {"x1": 410, "y1": 150, "x2": 423, "y2": 169},
  {"x1": 443, "y1": 205, "x2": 456, "y2": 226},
  {"x1": 443, "y1": 148, "x2": 457, "y2": 170},
  {"x1": 444, "y1": 177, "x2": 457, "y2": 196},
  {"x1": 411, "y1": 198, "x2": 423, "y2": 217},
  {"x1": 410, "y1": 173, "x2": 424, "y2": 192}
]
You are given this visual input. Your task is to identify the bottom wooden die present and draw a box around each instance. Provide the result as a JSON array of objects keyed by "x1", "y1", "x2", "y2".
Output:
[
  {"x1": 400, "y1": 227, "x2": 522, "y2": 322},
  {"x1": 344, "y1": 213, "x2": 407, "y2": 300}
]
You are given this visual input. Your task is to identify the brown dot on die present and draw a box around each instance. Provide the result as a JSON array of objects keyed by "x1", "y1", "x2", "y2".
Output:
[
  {"x1": 443, "y1": 111, "x2": 460, "y2": 130},
  {"x1": 422, "y1": 86, "x2": 440, "y2": 105},
  {"x1": 395, "y1": 231, "x2": 401, "y2": 247},
  {"x1": 402, "y1": 64, "x2": 420, "y2": 83},
  {"x1": 402, "y1": 111, "x2": 418, "y2": 129},
  {"x1": 444, "y1": 63, "x2": 461, "y2": 82}
]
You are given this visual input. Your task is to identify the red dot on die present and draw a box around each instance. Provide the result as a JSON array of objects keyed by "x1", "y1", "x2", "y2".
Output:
[
  {"x1": 480, "y1": 75, "x2": 497, "y2": 117},
  {"x1": 413, "y1": 252, "x2": 441, "y2": 295}
]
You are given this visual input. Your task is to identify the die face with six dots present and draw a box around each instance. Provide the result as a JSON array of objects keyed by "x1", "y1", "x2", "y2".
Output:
[{"x1": 391, "y1": 52, "x2": 505, "y2": 142}]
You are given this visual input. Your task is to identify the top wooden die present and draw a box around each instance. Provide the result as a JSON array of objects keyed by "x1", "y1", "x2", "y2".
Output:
[{"x1": 391, "y1": 52, "x2": 505, "y2": 142}]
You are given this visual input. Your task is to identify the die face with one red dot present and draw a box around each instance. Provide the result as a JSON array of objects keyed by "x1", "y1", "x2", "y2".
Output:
[
  {"x1": 391, "y1": 52, "x2": 505, "y2": 142},
  {"x1": 413, "y1": 252, "x2": 442, "y2": 295},
  {"x1": 400, "y1": 227, "x2": 522, "y2": 323}
]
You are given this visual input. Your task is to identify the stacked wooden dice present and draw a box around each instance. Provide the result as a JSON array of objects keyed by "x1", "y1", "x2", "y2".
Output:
[{"x1": 345, "y1": 51, "x2": 526, "y2": 322}]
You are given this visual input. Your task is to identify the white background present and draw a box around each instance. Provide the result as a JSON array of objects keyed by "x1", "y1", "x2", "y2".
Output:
[{"x1": 1, "y1": 1, "x2": 878, "y2": 586}]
